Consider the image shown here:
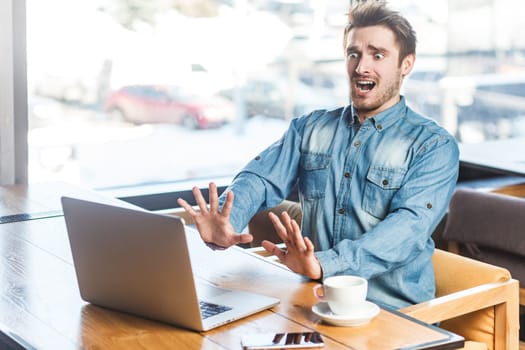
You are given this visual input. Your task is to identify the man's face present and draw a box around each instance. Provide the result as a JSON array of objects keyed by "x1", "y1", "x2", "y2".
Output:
[{"x1": 345, "y1": 25, "x2": 414, "y2": 119}]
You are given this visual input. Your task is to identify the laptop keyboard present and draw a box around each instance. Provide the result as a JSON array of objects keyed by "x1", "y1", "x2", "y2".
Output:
[{"x1": 199, "y1": 301, "x2": 232, "y2": 319}]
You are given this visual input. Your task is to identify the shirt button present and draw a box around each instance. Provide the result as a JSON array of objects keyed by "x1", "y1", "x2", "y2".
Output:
[
  {"x1": 255, "y1": 156, "x2": 261, "y2": 160},
  {"x1": 377, "y1": 124, "x2": 383, "y2": 130},
  {"x1": 344, "y1": 172, "x2": 351, "y2": 178},
  {"x1": 382, "y1": 179, "x2": 389, "y2": 186},
  {"x1": 353, "y1": 140, "x2": 361, "y2": 147},
  {"x1": 338, "y1": 208, "x2": 345, "y2": 215},
  {"x1": 427, "y1": 203, "x2": 433, "y2": 209}
]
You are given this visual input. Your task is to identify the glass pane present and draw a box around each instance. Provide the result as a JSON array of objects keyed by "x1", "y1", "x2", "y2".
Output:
[
  {"x1": 26, "y1": 0, "x2": 525, "y2": 190},
  {"x1": 26, "y1": 0, "x2": 349, "y2": 189},
  {"x1": 401, "y1": 1, "x2": 525, "y2": 144}
]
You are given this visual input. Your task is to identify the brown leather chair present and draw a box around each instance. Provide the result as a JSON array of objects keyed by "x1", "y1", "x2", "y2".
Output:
[
  {"x1": 247, "y1": 200, "x2": 520, "y2": 350},
  {"x1": 441, "y1": 188, "x2": 524, "y2": 298},
  {"x1": 439, "y1": 188, "x2": 525, "y2": 343},
  {"x1": 400, "y1": 249, "x2": 519, "y2": 350}
]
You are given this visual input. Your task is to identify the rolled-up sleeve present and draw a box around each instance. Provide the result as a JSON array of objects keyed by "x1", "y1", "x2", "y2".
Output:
[{"x1": 220, "y1": 118, "x2": 305, "y2": 233}]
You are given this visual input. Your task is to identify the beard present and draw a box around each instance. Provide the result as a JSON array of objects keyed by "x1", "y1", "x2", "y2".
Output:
[{"x1": 350, "y1": 69, "x2": 404, "y2": 117}]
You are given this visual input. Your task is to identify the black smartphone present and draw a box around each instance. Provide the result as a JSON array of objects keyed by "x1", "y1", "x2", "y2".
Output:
[{"x1": 241, "y1": 331, "x2": 324, "y2": 349}]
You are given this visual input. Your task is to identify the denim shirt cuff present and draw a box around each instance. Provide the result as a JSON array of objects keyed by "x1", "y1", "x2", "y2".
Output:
[{"x1": 314, "y1": 250, "x2": 341, "y2": 279}]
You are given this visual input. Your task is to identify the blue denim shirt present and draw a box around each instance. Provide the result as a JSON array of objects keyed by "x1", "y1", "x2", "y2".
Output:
[{"x1": 221, "y1": 97, "x2": 459, "y2": 309}]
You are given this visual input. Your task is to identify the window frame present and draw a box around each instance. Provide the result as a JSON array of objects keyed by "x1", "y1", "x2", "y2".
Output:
[{"x1": 0, "y1": 0, "x2": 28, "y2": 185}]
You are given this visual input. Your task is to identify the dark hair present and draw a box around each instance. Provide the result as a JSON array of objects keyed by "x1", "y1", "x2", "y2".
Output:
[{"x1": 344, "y1": 1, "x2": 416, "y2": 64}]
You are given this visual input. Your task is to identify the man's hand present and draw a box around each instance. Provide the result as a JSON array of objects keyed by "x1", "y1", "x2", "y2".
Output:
[
  {"x1": 176, "y1": 182, "x2": 253, "y2": 248},
  {"x1": 261, "y1": 211, "x2": 322, "y2": 280}
]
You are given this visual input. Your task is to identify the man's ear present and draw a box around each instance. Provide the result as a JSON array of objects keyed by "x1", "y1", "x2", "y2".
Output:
[{"x1": 401, "y1": 53, "x2": 415, "y2": 76}]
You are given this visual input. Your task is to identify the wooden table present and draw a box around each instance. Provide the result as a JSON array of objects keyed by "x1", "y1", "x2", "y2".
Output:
[{"x1": 0, "y1": 182, "x2": 464, "y2": 349}]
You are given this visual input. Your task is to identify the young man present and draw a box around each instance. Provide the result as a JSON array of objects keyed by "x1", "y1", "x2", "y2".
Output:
[{"x1": 177, "y1": 2, "x2": 459, "y2": 309}]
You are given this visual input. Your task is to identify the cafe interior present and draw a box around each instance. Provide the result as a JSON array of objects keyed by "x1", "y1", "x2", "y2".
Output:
[{"x1": 1, "y1": 0, "x2": 524, "y2": 349}]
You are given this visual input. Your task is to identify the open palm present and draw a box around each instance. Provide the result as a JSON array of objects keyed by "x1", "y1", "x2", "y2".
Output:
[{"x1": 177, "y1": 182, "x2": 253, "y2": 249}]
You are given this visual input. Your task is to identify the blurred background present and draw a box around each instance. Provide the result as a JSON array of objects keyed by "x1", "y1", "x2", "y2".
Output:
[{"x1": 25, "y1": 0, "x2": 525, "y2": 189}]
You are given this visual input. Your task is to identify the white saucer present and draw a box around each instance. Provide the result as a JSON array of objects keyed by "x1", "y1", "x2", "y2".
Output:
[{"x1": 311, "y1": 301, "x2": 380, "y2": 327}]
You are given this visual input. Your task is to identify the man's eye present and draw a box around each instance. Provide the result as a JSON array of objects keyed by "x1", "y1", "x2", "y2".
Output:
[
  {"x1": 374, "y1": 53, "x2": 385, "y2": 59},
  {"x1": 348, "y1": 52, "x2": 359, "y2": 59}
]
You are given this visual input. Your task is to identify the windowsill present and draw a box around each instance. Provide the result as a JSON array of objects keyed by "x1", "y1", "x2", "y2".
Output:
[
  {"x1": 457, "y1": 175, "x2": 525, "y2": 192},
  {"x1": 98, "y1": 171, "x2": 525, "y2": 212},
  {"x1": 99, "y1": 175, "x2": 233, "y2": 211}
]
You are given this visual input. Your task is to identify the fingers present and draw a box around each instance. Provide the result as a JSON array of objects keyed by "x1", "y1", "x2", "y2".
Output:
[
  {"x1": 262, "y1": 240, "x2": 286, "y2": 260},
  {"x1": 281, "y1": 211, "x2": 294, "y2": 234},
  {"x1": 221, "y1": 191, "x2": 234, "y2": 218},
  {"x1": 208, "y1": 182, "x2": 218, "y2": 213},
  {"x1": 262, "y1": 220, "x2": 320, "y2": 280},
  {"x1": 176, "y1": 198, "x2": 198, "y2": 216},
  {"x1": 236, "y1": 232, "x2": 253, "y2": 245},
  {"x1": 270, "y1": 211, "x2": 306, "y2": 253},
  {"x1": 268, "y1": 212, "x2": 288, "y2": 242},
  {"x1": 304, "y1": 236, "x2": 315, "y2": 253},
  {"x1": 289, "y1": 218, "x2": 307, "y2": 252},
  {"x1": 192, "y1": 186, "x2": 209, "y2": 213}
]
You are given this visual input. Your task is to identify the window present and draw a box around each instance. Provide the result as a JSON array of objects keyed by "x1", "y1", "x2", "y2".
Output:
[
  {"x1": 401, "y1": 1, "x2": 525, "y2": 143},
  {"x1": 24, "y1": 0, "x2": 349, "y2": 189},
  {"x1": 3, "y1": 0, "x2": 525, "y2": 189}
]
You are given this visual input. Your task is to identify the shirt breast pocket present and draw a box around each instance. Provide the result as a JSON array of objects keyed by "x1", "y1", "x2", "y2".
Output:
[
  {"x1": 363, "y1": 166, "x2": 406, "y2": 219},
  {"x1": 299, "y1": 153, "x2": 331, "y2": 200}
]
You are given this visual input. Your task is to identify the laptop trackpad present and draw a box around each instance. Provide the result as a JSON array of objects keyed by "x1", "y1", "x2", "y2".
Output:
[{"x1": 196, "y1": 280, "x2": 231, "y2": 299}]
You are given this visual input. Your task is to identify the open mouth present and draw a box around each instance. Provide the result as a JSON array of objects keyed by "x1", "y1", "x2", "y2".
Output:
[{"x1": 356, "y1": 80, "x2": 376, "y2": 92}]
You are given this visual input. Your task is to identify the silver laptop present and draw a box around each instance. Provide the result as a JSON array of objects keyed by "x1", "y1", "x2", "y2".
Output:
[{"x1": 61, "y1": 195, "x2": 279, "y2": 331}]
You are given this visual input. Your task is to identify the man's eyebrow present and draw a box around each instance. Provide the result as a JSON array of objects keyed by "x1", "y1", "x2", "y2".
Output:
[
  {"x1": 346, "y1": 45, "x2": 359, "y2": 52},
  {"x1": 346, "y1": 44, "x2": 391, "y2": 54},
  {"x1": 368, "y1": 44, "x2": 390, "y2": 54}
]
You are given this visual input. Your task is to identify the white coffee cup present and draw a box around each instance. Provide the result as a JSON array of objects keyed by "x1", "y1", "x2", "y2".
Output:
[{"x1": 313, "y1": 275, "x2": 368, "y2": 315}]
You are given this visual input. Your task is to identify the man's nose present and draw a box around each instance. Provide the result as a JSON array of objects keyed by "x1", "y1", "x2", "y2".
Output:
[{"x1": 354, "y1": 57, "x2": 371, "y2": 74}]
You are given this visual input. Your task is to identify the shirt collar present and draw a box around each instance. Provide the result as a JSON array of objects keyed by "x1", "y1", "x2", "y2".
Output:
[
  {"x1": 349, "y1": 96, "x2": 407, "y2": 132},
  {"x1": 343, "y1": 106, "x2": 360, "y2": 128}
]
